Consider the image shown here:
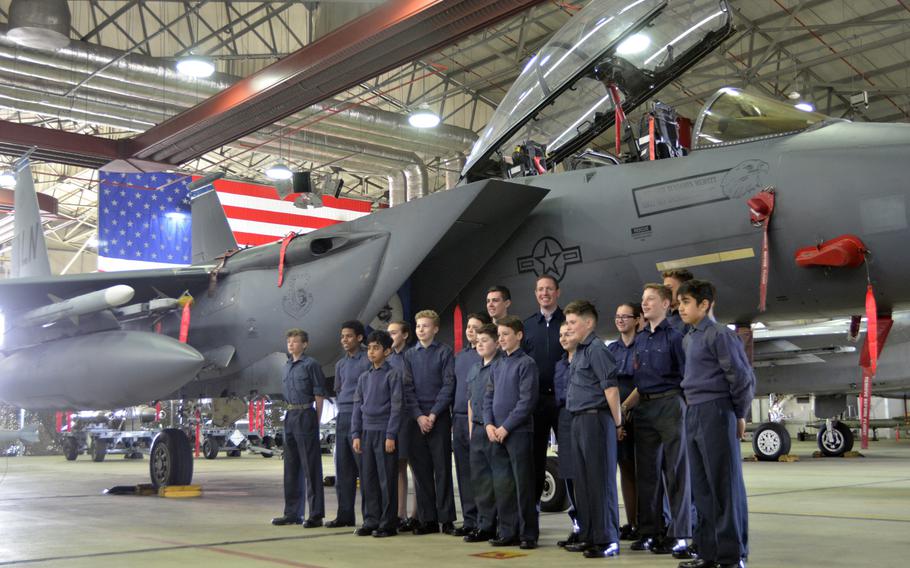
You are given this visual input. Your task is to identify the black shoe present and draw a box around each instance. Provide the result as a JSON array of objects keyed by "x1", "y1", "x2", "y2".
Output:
[
  {"x1": 464, "y1": 529, "x2": 496, "y2": 543},
  {"x1": 397, "y1": 517, "x2": 415, "y2": 532},
  {"x1": 653, "y1": 537, "x2": 687, "y2": 555},
  {"x1": 715, "y1": 561, "x2": 746, "y2": 568},
  {"x1": 631, "y1": 536, "x2": 656, "y2": 551},
  {"x1": 413, "y1": 522, "x2": 440, "y2": 535},
  {"x1": 519, "y1": 540, "x2": 537, "y2": 550},
  {"x1": 583, "y1": 543, "x2": 620, "y2": 558},
  {"x1": 355, "y1": 526, "x2": 376, "y2": 536},
  {"x1": 441, "y1": 522, "x2": 457, "y2": 535},
  {"x1": 302, "y1": 518, "x2": 323, "y2": 529},
  {"x1": 451, "y1": 525, "x2": 473, "y2": 537},
  {"x1": 673, "y1": 544, "x2": 698, "y2": 560},
  {"x1": 326, "y1": 519, "x2": 356, "y2": 528},
  {"x1": 271, "y1": 515, "x2": 301, "y2": 526},
  {"x1": 489, "y1": 536, "x2": 520, "y2": 547},
  {"x1": 619, "y1": 524, "x2": 639, "y2": 540},
  {"x1": 372, "y1": 528, "x2": 397, "y2": 538},
  {"x1": 564, "y1": 541, "x2": 593, "y2": 553},
  {"x1": 679, "y1": 559, "x2": 714, "y2": 568},
  {"x1": 557, "y1": 532, "x2": 580, "y2": 547}
]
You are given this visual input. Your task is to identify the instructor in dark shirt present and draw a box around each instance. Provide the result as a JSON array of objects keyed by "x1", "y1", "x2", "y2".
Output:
[{"x1": 521, "y1": 274, "x2": 565, "y2": 501}]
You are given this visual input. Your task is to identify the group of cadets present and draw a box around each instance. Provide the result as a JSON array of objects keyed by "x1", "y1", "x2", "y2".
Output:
[{"x1": 272, "y1": 269, "x2": 756, "y2": 568}]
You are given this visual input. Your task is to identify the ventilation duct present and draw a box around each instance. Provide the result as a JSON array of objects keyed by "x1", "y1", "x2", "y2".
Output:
[{"x1": 7, "y1": 0, "x2": 70, "y2": 51}]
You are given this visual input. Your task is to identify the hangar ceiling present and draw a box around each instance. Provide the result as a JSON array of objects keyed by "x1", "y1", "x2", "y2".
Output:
[{"x1": 0, "y1": 0, "x2": 908, "y2": 274}]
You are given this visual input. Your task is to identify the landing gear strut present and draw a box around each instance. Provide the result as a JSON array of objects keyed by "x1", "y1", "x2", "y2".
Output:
[{"x1": 817, "y1": 419, "x2": 854, "y2": 457}]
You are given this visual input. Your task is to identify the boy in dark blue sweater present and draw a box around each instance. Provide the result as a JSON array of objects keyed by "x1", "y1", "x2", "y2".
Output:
[
  {"x1": 484, "y1": 316, "x2": 539, "y2": 549},
  {"x1": 677, "y1": 280, "x2": 754, "y2": 568},
  {"x1": 352, "y1": 330, "x2": 403, "y2": 538}
]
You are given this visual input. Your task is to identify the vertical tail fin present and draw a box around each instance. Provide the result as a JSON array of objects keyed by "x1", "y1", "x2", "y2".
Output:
[
  {"x1": 12, "y1": 157, "x2": 51, "y2": 279},
  {"x1": 189, "y1": 182, "x2": 238, "y2": 264}
]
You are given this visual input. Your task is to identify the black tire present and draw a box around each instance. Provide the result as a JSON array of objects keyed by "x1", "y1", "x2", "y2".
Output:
[
  {"x1": 540, "y1": 456, "x2": 568, "y2": 512},
  {"x1": 752, "y1": 422, "x2": 791, "y2": 461},
  {"x1": 227, "y1": 449, "x2": 242, "y2": 457},
  {"x1": 149, "y1": 428, "x2": 194, "y2": 489},
  {"x1": 62, "y1": 437, "x2": 78, "y2": 461},
  {"x1": 91, "y1": 440, "x2": 108, "y2": 462},
  {"x1": 260, "y1": 435, "x2": 274, "y2": 458},
  {"x1": 817, "y1": 422, "x2": 854, "y2": 457},
  {"x1": 202, "y1": 437, "x2": 219, "y2": 460}
]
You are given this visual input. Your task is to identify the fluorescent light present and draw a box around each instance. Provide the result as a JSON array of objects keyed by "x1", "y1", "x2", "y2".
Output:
[
  {"x1": 264, "y1": 163, "x2": 293, "y2": 180},
  {"x1": 616, "y1": 33, "x2": 651, "y2": 55},
  {"x1": 794, "y1": 102, "x2": 815, "y2": 112},
  {"x1": 0, "y1": 171, "x2": 15, "y2": 188},
  {"x1": 408, "y1": 110, "x2": 441, "y2": 128},
  {"x1": 787, "y1": 91, "x2": 802, "y2": 100},
  {"x1": 176, "y1": 54, "x2": 215, "y2": 78}
]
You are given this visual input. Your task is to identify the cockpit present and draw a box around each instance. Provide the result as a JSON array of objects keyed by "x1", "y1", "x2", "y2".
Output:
[{"x1": 459, "y1": 0, "x2": 836, "y2": 182}]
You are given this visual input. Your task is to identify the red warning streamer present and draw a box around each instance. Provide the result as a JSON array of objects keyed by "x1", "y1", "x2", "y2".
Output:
[
  {"x1": 277, "y1": 232, "x2": 296, "y2": 287},
  {"x1": 607, "y1": 84, "x2": 625, "y2": 155},
  {"x1": 453, "y1": 304, "x2": 464, "y2": 353},
  {"x1": 748, "y1": 188, "x2": 776, "y2": 312},
  {"x1": 861, "y1": 286, "x2": 878, "y2": 450},
  {"x1": 179, "y1": 302, "x2": 192, "y2": 343}
]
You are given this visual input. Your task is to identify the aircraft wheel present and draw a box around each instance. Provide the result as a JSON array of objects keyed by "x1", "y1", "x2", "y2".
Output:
[
  {"x1": 817, "y1": 422, "x2": 854, "y2": 457},
  {"x1": 202, "y1": 437, "x2": 219, "y2": 460},
  {"x1": 91, "y1": 440, "x2": 108, "y2": 462},
  {"x1": 149, "y1": 428, "x2": 194, "y2": 489},
  {"x1": 752, "y1": 422, "x2": 791, "y2": 461},
  {"x1": 260, "y1": 435, "x2": 275, "y2": 458},
  {"x1": 540, "y1": 456, "x2": 568, "y2": 513},
  {"x1": 62, "y1": 437, "x2": 78, "y2": 461}
]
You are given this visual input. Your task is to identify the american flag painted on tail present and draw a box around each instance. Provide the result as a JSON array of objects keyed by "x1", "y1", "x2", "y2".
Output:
[{"x1": 97, "y1": 171, "x2": 373, "y2": 272}]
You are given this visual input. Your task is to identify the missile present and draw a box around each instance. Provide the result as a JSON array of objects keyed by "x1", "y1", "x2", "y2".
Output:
[
  {"x1": 0, "y1": 330, "x2": 204, "y2": 409},
  {"x1": 17, "y1": 285, "x2": 134, "y2": 327}
]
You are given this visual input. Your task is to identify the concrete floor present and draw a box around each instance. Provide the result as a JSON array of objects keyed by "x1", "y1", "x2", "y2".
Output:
[{"x1": 0, "y1": 440, "x2": 908, "y2": 567}]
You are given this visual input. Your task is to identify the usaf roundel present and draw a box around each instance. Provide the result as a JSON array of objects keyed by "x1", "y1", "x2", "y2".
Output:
[{"x1": 517, "y1": 237, "x2": 582, "y2": 283}]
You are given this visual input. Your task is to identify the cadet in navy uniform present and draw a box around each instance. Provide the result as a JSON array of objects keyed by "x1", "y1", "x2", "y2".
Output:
[
  {"x1": 625, "y1": 284, "x2": 691, "y2": 555},
  {"x1": 553, "y1": 321, "x2": 580, "y2": 547},
  {"x1": 352, "y1": 330, "x2": 403, "y2": 538},
  {"x1": 521, "y1": 275, "x2": 565, "y2": 502},
  {"x1": 388, "y1": 320, "x2": 417, "y2": 530},
  {"x1": 464, "y1": 323, "x2": 501, "y2": 543},
  {"x1": 607, "y1": 302, "x2": 642, "y2": 540},
  {"x1": 402, "y1": 309, "x2": 457, "y2": 534},
  {"x1": 452, "y1": 312, "x2": 491, "y2": 536},
  {"x1": 677, "y1": 280, "x2": 754, "y2": 568},
  {"x1": 272, "y1": 328, "x2": 326, "y2": 527},
  {"x1": 563, "y1": 300, "x2": 622, "y2": 559},
  {"x1": 327, "y1": 320, "x2": 371, "y2": 528},
  {"x1": 663, "y1": 269, "x2": 694, "y2": 334},
  {"x1": 484, "y1": 316, "x2": 539, "y2": 549}
]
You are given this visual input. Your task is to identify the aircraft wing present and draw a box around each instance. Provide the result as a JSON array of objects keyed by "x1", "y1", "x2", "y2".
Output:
[{"x1": 0, "y1": 265, "x2": 213, "y2": 313}]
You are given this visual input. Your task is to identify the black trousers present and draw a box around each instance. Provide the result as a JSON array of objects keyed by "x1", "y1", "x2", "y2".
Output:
[
  {"x1": 532, "y1": 394, "x2": 560, "y2": 500},
  {"x1": 687, "y1": 398, "x2": 748, "y2": 564},
  {"x1": 408, "y1": 410, "x2": 456, "y2": 524},
  {"x1": 490, "y1": 430, "x2": 538, "y2": 541},
  {"x1": 283, "y1": 408, "x2": 324, "y2": 520},
  {"x1": 452, "y1": 413, "x2": 478, "y2": 529},
  {"x1": 359, "y1": 430, "x2": 399, "y2": 531},
  {"x1": 334, "y1": 411, "x2": 360, "y2": 524},
  {"x1": 469, "y1": 422, "x2": 497, "y2": 533},
  {"x1": 634, "y1": 395, "x2": 691, "y2": 539},
  {"x1": 571, "y1": 411, "x2": 619, "y2": 546}
]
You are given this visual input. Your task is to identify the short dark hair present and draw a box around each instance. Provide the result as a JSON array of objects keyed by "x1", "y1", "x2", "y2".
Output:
[
  {"x1": 286, "y1": 328, "x2": 309, "y2": 342},
  {"x1": 535, "y1": 274, "x2": 559, "y2": 289},
  {"x1": 366, "y1": 330, "x2": 393, "y2": 350},
  {"x1": 341, "y1": 320, "x2": 366, "y2": 338},
  {"x1": 677, "y1": 279, "x2": 716, "y2": 307},
  {"x1": 661, "y1": 268, "x2": 694, "y2": 282},
  {"x1": 389, "y1": 320, "x2": 410, "y2": 336},
  {"x1": 466, "y1": 312, "x2": 492, "y2": 325},
  {"x1": 476, "y1": 323, "x2": 499, "y2": 340},
  {"x1": 643, "y1": 283, "x2": 673, "y2": 302},
  {"x1": 497, "y1": 315, "x2": 524, "y2": 333},
  {"x1": 618, "y1": 302, "x2": 642, "y2": 319},
  {"x1": 486, "y1": 285, "x2": 511, "y2": 301},
  {"x1": 564, "y1": 299, "x2": 598, "y2": 322}
]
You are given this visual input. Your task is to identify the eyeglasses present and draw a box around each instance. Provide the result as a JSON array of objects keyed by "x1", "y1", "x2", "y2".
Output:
[{"x1": 614, "y1": 315, "x2": 637, "y2": 321}]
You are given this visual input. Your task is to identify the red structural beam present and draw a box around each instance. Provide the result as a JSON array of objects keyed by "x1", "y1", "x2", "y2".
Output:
[
  {"x1": 0, "y1": 120, "x2": 122, "y2": 169},
  {"x1": 127, "y1": 0, "x2": 546, "y2": 165}
]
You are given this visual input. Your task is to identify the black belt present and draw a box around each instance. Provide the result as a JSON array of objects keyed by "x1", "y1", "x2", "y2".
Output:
[
  {"x1": 571, "y1": 407, "x2": 608, "y2": 416},
  {"x1": 639, "y1": 389, "x2": 682, "y2": 402},
  {"x1": 286, "y1": 403, "x2": 314, "y2": 410}
]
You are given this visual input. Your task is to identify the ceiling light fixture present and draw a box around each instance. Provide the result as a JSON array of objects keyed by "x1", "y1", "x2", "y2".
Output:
[
  {"x1": 794, "y1": 102, "x2": 815, "y2": 112},
  {"x1": 265, "y1": 162, "x2": 293, "y2": 181},
  {"x1": 0, "y1": 171, "x2": 16, "y2": 188},
  {"x1": 176, "y1": 54, "x2": 215, "y2": 78},
  {"x1": 408, "y1": 106, "x2": 441, "y2": 129}
]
